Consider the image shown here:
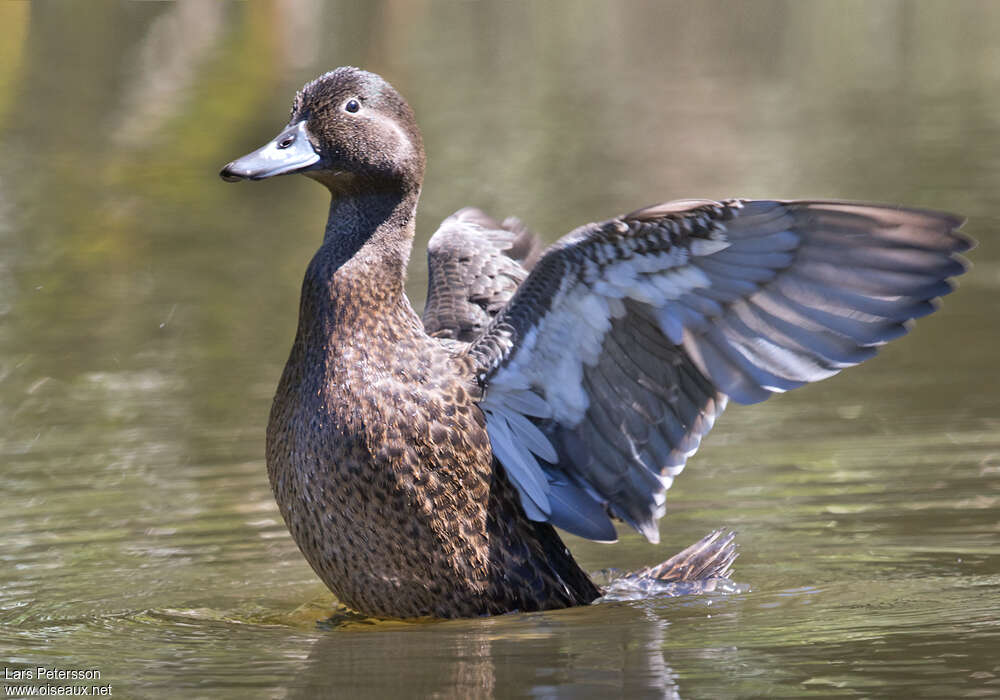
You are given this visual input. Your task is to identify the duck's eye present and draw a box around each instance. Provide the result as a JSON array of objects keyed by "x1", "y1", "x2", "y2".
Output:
[{"x1": 345, "y1": 99, "x2": 360, "y2": 113}]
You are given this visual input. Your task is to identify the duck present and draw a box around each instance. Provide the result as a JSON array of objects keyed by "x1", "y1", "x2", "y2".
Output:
[{"x1": 219, "y1": 67, "x2": 971, "y2": 619}]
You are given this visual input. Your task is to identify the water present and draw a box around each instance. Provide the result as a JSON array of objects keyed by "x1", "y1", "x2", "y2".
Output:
[{"x1": 2, "y1": 1, "x2": 998, "y2": 697}]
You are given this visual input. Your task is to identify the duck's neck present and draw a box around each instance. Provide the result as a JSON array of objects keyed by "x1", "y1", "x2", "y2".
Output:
[
  {"x1": 299, "y1": 182, "x2": 421, "y2": 335},
  {"x1": 323, "y1": 188, "x2": 416, "y2": 278}
]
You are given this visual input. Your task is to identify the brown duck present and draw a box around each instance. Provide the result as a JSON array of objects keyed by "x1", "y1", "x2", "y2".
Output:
[{"x1": 220, "y1": 67, "x2": 971, "y2": 619}]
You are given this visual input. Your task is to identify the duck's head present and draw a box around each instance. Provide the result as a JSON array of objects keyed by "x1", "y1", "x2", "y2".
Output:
[{"x1": 220, "y1": 67, "x2": 425, "y2": 193}]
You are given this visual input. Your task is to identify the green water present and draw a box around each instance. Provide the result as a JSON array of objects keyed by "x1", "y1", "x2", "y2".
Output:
[{"x1": 2, "y1": 1, "x2": 998, "y2": 698}]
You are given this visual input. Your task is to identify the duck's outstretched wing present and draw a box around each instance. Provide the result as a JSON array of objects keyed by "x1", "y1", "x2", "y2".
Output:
[
  {"x1": 469, "y1": 199, "x2": 971, "y2": 543},
  {"x1": 422, "y1": 208, "x2": 543, "y2": 342}
]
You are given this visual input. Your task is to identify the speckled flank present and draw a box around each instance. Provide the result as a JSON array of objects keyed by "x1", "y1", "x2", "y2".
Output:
[{"x1": 266, "y1": 234, "x2": 600, "y2": 616}]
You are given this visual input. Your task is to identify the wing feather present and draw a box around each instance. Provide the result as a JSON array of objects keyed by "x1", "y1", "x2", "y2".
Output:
[
  {"x1": 422, "y1": 208, "x2": 543, "y2": 341},
  {"x1": 469, "y1": 199, "x2": 970, "y2": 542}
]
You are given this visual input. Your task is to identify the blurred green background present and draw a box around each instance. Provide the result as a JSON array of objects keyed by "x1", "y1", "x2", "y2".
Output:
[{"x1": 1, "y1": 2, "x2": 998, "y2": 698}]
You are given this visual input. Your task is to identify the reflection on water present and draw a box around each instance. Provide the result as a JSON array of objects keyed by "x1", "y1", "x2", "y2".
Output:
[
  {"x1": 1, "y1": 1, "x2": 998, "y2": 697},
  {"x1": 287, "y1": 605, "x2": 691, "y2": 700}
]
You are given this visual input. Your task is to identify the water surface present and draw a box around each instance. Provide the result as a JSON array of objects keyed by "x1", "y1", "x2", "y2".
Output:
[{"x1": 2, "y1": 2, "x2": 998, "y2": 698}]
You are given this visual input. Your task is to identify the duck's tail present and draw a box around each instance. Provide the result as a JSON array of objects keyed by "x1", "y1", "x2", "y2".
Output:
[{"x1": 628, "y1": 530, "x2": 739, "y2": 583}]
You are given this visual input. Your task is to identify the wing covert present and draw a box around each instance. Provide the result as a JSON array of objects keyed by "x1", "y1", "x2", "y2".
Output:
[{"x1": 422, "y1": 208, "x2": 542, "y2": 342}]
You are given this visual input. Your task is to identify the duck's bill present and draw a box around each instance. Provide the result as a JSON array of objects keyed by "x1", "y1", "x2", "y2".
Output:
[{"x1": 219, "y1": 121, "x2": 320, "y2": 182}]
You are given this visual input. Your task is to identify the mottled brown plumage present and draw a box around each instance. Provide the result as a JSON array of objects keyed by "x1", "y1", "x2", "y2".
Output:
[
  {"x1": 223, "y1": 68, "x2": 609, "y2": 617},
  {"x1": 265, "y1": 224, "x2": 601, "y2": 616},
  {"x1": 219, "y1": 67, "x2": 969, "y2": 619}
]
